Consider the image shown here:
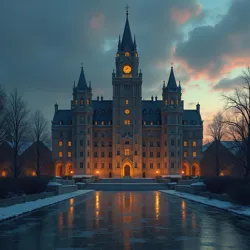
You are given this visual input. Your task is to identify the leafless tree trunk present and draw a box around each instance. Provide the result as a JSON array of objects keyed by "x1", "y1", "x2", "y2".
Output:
[
  {"x1": 0, "y1": 85, "x2": 7, "y2": 144},
  {"x1": 208, "y1": 111, "x2": 226, "y2": 176},
  {"x1": 5, "y1": 89, "x2": 29, "y2": 178},
  {"x1": 222, "y1": 67, "x2": 250, "y2": 176},
  {"x1": 29, "y1": 110, "x2": 50, "y2": 176}
]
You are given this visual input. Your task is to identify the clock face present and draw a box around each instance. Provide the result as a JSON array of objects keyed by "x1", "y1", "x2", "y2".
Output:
[
  {"x1": 125, "y1": 109, "x2": 130, "y2": 114},
  {"x1": 123, "y1": 65, "x2": 132, "y2": 74}
]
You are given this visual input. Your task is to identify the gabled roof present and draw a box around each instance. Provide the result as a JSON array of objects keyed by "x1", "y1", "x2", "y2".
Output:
[{"x1": 202, "y1": 141, "x2": 241, "y2": 155}]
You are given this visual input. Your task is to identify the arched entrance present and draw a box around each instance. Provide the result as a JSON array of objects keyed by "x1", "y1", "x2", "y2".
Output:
[
  {"x1": 124, "y1": 165, "x2": 130, "y2": 177},
  {"x1": 109, "y1": 172, "x2": 112, "y2": 178},
  {"x1": 142, "y1": 172, "x2": 146, "y2": 178},
  {"x1": 55, "y1": 163, "x2": 63, "y2": 177},
  {"x1": 191, "y1": 163, "x2": 200, "y2": 176},
  {"x1": 182, "y1": 162, "x2": 190, "y2": 176}
]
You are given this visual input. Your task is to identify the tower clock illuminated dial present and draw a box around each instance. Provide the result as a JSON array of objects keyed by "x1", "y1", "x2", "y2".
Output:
[
  {"x1": 123, "y1": 65, "x2": 132, "y2": 74},
  {"x1": 125, "y1": 109, "x2": 130, "y2": 114}
]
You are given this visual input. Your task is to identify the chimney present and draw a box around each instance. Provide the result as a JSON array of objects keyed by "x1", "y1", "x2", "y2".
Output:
[
  {"x1": 54, "y1": 103, "x2": 58, "y2": 113},
  {"x1": 155, "y1": 96, "x2": 157, "y2": 101},
  {"x1": 151, "y1": 96, "x2": 154, "y2": 101},
  {"x1": 97, "y1": 96, "x2": 99, "y2": 101},
  {"x1": 196, "y1": 102, "x2": 200, "y2": 112},
  {"x1": 101, "y1": 96, "x2": 103, "y2": 101}
]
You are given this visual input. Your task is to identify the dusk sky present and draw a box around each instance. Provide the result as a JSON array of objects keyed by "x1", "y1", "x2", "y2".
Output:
[{"x1": 1, "y1": 0, "x2": 250, "y2": 142}]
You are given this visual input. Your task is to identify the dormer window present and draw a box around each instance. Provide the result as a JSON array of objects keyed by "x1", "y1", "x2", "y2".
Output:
[
  {"x1": 101, "y1": 121, "x2": 104, "y2": 125},
  {"x1": 170, "y1": 100, "x2": 174, "y2": 105},
  {"x1": 75, "y1": 100, "x2": 78, "y2": 105},
  {"x1": 126, "y1": 99, "x2": 129, "y2": 105},
  {"x1": 125, "y1": 52, "x2": 130, "y2": 57},
  {"x1": 95, "y1": 121, "x2": 98, "y2": 125},
  {"x1": 165, "y1": 100, "x2": 167, "y2": 105},
  {"x1": 87, "y1": 99, "x2": 90, "y2": 105}
]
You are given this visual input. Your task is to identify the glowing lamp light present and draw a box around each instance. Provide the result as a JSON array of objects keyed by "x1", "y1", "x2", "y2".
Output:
[
  {"x1": 181, "y1": 170, "x2": 185, "y2": 175},
  {"x1": 96, "y1": 170, "x2": 99, "y2": 174},
  {"x1": 156, "y1": 170, "x2": 159, "y2": 174},
  {"x1": 70, "y1": 170, "x2": 74, "y2": 174}
]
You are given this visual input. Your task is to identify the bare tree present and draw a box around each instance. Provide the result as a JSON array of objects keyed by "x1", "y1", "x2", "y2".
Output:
[
  {"x1": 208, "y1": 111, "x2": 227, "y2": 176},
  {"x1": 29, "y1": 110, "x2": 50, "y2": 176},
  {"x1": 0, "y1": 85, "x2": 7, "y2": 144},
  {"x1": 222, "y1": 67, "x2": 250, "y2": 176},
  {"x1": 5, "y1": 89, "x2": 29, "y2": 178}
]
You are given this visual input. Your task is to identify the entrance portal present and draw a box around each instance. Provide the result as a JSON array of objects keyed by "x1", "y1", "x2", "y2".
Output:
[{"x1": 124, "y1": 165, "x2": 130, "y2": 177}]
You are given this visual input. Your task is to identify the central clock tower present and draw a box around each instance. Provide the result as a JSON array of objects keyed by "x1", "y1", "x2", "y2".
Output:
[{"x1": 112, "y1": 9, "x2": 143, "y2": 177}]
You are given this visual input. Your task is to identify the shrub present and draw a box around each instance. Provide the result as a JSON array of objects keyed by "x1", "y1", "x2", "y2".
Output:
[
  {"x1": 203, "y1": 176, "x2": 250, "y2": 194},
  {"x1": 228, "y1": 184, "x2": 250, "y2": 205},
  {"x1": 0, "y1": 177, "x2": 20, "y2": 198},
  {"x1": 18, "y1": 176, "x2": 53, "y2": 195},
  {"x1": 62, "y1": 175, "x2": 73, "y2": 180}
]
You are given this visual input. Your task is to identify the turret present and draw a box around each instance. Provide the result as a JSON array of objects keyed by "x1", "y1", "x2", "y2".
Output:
[{"x1": 54, "y1": 103, "x2": 58, "y2": 113}]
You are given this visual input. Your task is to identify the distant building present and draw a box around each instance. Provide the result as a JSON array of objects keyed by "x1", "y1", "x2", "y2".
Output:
[
  {"x1": 200, "y1": 141, "x2": 243, "y2": 176},
  {"x1": 51, "y1": 11, "x2": 203, "y2": 178},
  {"x1": 0, "y1": 141, "x2": 14, "y2": 177}
]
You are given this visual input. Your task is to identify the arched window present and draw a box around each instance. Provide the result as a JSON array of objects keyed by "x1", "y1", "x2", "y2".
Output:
[
  {"x1": 80, "y1": 98, "x2": 84, "y2": 105},
  {"x1": 87, "y1": 99, "x2": 90, "y2": 105},
  {"x1": 125, "y1": 52, "x2": 130, "y2": 57}
]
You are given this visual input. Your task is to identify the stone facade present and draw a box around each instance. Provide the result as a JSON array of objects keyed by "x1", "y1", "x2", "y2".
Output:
[{"x1": 52, "y1": 13, "x2": 203, "y2": 178}]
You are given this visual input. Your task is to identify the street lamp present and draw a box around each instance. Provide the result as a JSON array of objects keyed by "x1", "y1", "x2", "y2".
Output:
[{"x1": 96, "y1": 170, "x2": 99, "y2": 174}]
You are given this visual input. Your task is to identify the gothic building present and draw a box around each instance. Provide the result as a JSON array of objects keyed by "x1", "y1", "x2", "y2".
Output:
[{"x1": 52, "y1": 11, "x2": 203, "y2": 178}]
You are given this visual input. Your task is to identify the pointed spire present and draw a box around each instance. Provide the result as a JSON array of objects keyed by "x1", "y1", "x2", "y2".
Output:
[
  {"x1": 163, "y1": 80, "x2": 166, "y2": 89},
  {"x1": 167, "y1": 66, "x2": 177, "y2": 90},
  {"x1": 121, "y1": 5, "x2": 134, "y2": 51},
  {"x1": 78, "y1": 65, "x2": 89, "y2": 91},
  {"x1": 133, "y1": 34, "x2": 137, "y2": 49},
  {"x1": 178, "y1": 80, "x2": 182, "y2": 90}
]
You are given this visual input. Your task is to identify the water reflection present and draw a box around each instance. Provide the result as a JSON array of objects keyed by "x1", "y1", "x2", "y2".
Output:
[{"x1": 1, "y1": 191, "x2": 250, "y2": 250}]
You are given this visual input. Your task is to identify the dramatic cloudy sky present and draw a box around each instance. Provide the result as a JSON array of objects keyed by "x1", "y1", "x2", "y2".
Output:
[{"x1": 1, "y1": 0, "x2": 250, "y2": 142}]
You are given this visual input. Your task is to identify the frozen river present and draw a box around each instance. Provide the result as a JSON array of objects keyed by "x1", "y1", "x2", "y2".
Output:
[{"x1": 0, "y1": 191, "x2": 250, "y2": 250}]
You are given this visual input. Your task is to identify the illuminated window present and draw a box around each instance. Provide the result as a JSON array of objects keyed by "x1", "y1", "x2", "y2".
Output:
[
  {"x1": 101, "y1": 121, "x2": 104, "y2": 125},
  {"x1": 1, "y1": 171, "x2": 6, "y2": 177},
  {"x1": 87, "y1": 99, "x2": 90, "y2": 105},
  {"x1": 135, "y1": 53, "x2": 138, "y2": 57},
  {"x1": 75, "y1": 100, "x2": 78, "y2": 105},
  {"x1": 170, "y1": 100, "x2": 174, "y2": 105},
  {"x1": 125, "y1": 109, "x2": 130, "y2": 114},
  {"x1": 58, "y1": 141, "x2": 63, "y2": 146},
  {"x1": 68, "y1": 152, "x2": 72, "y2": 157},
  {"x1": 143, "y1": 121, "x2": 146, "y2": 125},
  {"x1": 80, "y1": 98, "x2": 84, "y2": 105},
  {"x1": 150, "y1": 121, "x2": 153, "y2": 125},
  {"x1": 184, "y1": 141, "x2": 187, "y2": 147},
  {"x1": 95, "y1": 121, "x2": 98, "y2": 125},
  {"x1": 124, "y1": 120, "x2": 130, "y2": 125},
  {"x1": 192, "y1": 141, "x2": 197, "y2": 147},
  {"x1": 126, "y1": 99, "x2": 129, "y2": 104},
  {"x1": 193, "y1": 152, "x2": 197, "y2": 157},
  {"x1": 176, "y1": 100, "x2": 179, "y2": 104},
  {"x1": 125, "y1": 52, "x2": 130, "y2": 56},
  {"x1": 116, "y1": 53, "x2": 119, "y2": 57},
  {"x1": 124, "y1": 149, "x2": 130, "y2": 156},
  {"x1": 184, "y1": 152, "x2": 187, "y2": 157},
  {"x1": 32, "y1": 171, "x2": 36, "y2": 176},
  {"x1": 165, "y1": 100, "x2": 167, "y2": 105},
  {"x1": 58, "y1": 152, "x2": 62, "y2": 157},
  {"x1": 68, "y1": 141, "x2": 71, "y2": 147}
]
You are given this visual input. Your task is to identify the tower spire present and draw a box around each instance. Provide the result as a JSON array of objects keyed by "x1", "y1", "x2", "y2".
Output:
[
  {"x1": 167, "y1": 66, "x2": 178, "y2": 90},
  {"x1": 77, "y1": 64, "x2": 89, "y2": 91}
]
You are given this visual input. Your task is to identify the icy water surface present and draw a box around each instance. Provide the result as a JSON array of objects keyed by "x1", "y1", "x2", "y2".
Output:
[{"x1": 0, "y1": 191, "x2": 250, "y2": 250}]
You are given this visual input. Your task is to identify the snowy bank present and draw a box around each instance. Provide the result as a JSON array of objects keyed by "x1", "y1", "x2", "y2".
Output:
[
  {"x1": 0, "y1": 190, "x2": 94, "y2": 222},
  {"x1": 160, "y1": 190, "x2": 250, "y2": 218}
]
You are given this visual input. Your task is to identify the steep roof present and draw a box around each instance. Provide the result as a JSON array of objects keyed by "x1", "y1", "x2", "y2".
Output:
[
  {"x1": 166, "y1": 67, "x2": 178, "y2": 90},
  {"x1": 183, "y1": 110, "x2": 202, "y2": 125},
  {"x1": 77, "y1": 67, "x2": 89, "y2": 91},
  {"x1": 120, "y1": 14, "x2": 134, "y2": 51},
  {"x1": 202, "y1": 141, "x2": 241, "y2": 155}
]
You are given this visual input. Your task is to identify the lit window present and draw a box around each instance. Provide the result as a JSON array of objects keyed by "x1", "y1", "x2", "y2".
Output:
[
  {"x1": 176, "y1": 100, "x2": 179, "y2": 104},
  {"x1": 101, "y1": 121, "x2": 104, "y2": 125},
  {"x1": 80, "y1": 98, "x2": 84, "y2": 105},
  {"x1": 124, "y1": 149, "x2": 130, "y2": 156},
  {"x1": 135, "y1": 53, "x2": 138, "y2": 57},
  {"x1": 193, "y1": 141, "x2": 197, "y2": 147},
  {"x1": 184, "y1": 152, "x2": 187, "y2": 157},
  {"x1": 32, "y1": 171, "x2": 36, "y2": 176},
  {"x1": 95, "y1": 121, "x2": 98, "y2": 125},
  {"x1": 125, "y1": 52, "x2": 130, "y2": 57},
  {"x1": 126, "y1": 99, "x2": 129, "y2": 104},
  {"x1": 150, "y1": 121, "x2": 153, "y2": 125},
  {"x1": 87, "y1": 99, "x2": 90, "y2": 105},
  {"x1": 170, "y1": 100, "x2": 174, "y2": 105},
  {"x1": 116, "y1": 53, "x2": 119, "y2": 57},
  {"x1": 58, "y1": 141, "x2": 63, "y2": 146},
  {"x1": 184, "y1": 141, "x2": 187, "y2": 147},
  {"x1": 1, "y1": 171, "x2": 6, "y2": 177},
  {"x1": 58, "y1": 152, "x2": 62, "y2": 157},
  {"x1": 124, "y1": 120, "x2": 130, "y2": 125},
  {"x1": 75, "y1": 100, "x2": 78, "y2": 105},
  {"x1": 68, "y1": 141, "x2": 71, "y2": 147},
  {"x1": 193, "y1": 152, "x2": 197, "y2": 157},
  {"x1": 68, "y1": 152, "x2": 72, "y2": 157},
  {"x1": 165, "y1": 100, "x2": 167, "y2": 105},
  {"x1": 143, "y1": 121, "x2": 146, "y2": 125}
]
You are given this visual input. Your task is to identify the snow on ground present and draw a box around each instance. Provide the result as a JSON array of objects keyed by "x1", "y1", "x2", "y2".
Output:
[
  {"x1": 160, "y1": 190, "x2": 250, "y2": 218},
  {"x1": 190, "y1": 182, "x2": 205, "y2": 186},
  {"x1": 0, "y1": 190, "x2": 94, "y2": 221}
]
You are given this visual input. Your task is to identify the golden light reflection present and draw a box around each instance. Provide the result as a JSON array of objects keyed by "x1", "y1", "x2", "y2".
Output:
[
  {"x1": 181, "y1": 200, "x2": 186, "y2": 221},
  {"x1": 192, "y1": 213, "x2": 197, "y2": 229},
  {"x1": 95, "y1": 192, "x2": 100, "y2": 227},
  {"x1": 155, "y1": 192, "x2": 160, "y2": 220},
  {"x1": 68, "y1": 206, "x2": 74, "y2": 229},
  {"x1": 70, "y1": 198, "x2": 74, "y2": 206},
  {"x1": 58, "y1": 212, "x2": 64, "y2": 232}
]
